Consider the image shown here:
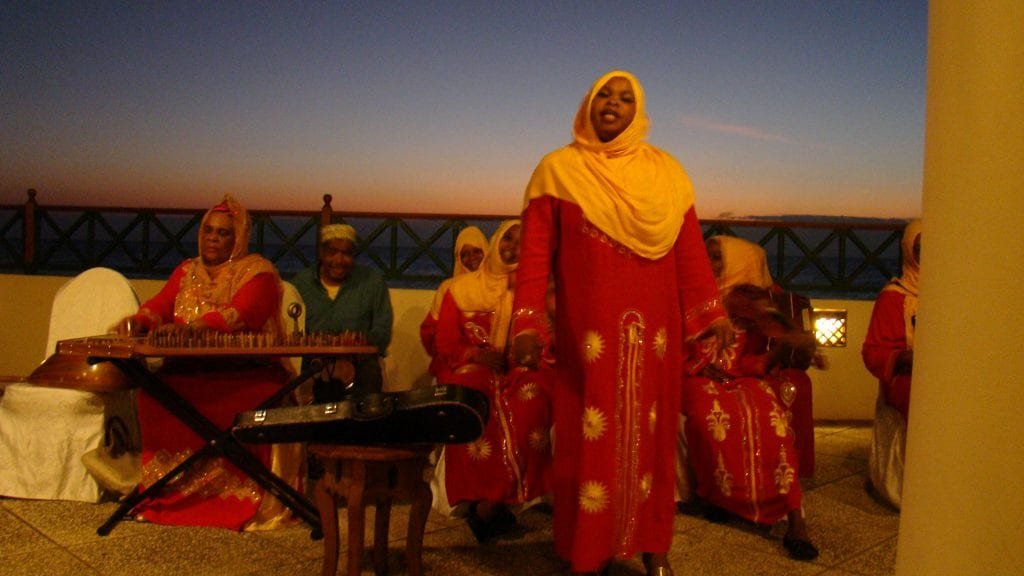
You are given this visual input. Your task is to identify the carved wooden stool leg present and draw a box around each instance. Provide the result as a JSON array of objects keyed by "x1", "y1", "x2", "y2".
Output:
[
  {"x1": 405, "y1": 477, "x2": 432, "y2": 576},
  {"x1": 346, "y1": 460, "x2": 368, "y2": 576},
  {"x1": 314, "y1": 467, "x2": 341, "y2": 576},
  {"x1": 373, "y1": 490, "x2": 393, "y2": 575}
]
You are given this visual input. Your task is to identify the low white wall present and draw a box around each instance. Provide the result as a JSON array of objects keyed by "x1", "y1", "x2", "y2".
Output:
[
  {"x1": 0, "y1": 274, "x2": 878, "y2": 420},
  {"x1": 808, "y1": 298, "x2": 880, "y2": 421}
]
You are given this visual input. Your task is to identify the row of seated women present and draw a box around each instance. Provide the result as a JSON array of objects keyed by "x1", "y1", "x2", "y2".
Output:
[
  {"x1": 419, "y1": 224, "x2": 822, "y2": 561},
  {"x1": 87, "y1": 189, "x2": 824, "y2": 563}
]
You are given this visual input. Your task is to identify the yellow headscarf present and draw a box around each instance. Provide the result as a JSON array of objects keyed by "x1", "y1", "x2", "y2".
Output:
[
  {"x1": 523, "y1": 69, "x2": 694, "y2": 260},
  {"x1": 428, "y1": 226, "x2": 489, "y2": 319},
  {"x1": 884, "y1": 219, "x2": 922, "y2": 347},
  {"x1": 892, "y1": 219, "x2": 921, "y2": 297},
  {"x1": 448, "y1": 219, "x2": 521, "y2": 350},
  {"x1": 712, "y1": 236, "x2": 774, "y2": 296},
  {"x1": 452, "y1": 226, "x2": 488, "y2": 277}
]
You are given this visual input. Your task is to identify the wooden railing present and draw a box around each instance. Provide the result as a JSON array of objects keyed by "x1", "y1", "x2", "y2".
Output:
[{"x1": 1, "y1": 189, "x2": 908, "y2": 299}]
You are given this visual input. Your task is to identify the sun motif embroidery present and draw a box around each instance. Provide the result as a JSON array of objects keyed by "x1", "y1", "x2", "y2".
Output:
[
  {"x1": 706, "y1": 399, "x2": 731, "y2": 442},
  {"x1": 466, "y1": 438, "x2": 492, "y2": 461},
  {"x1": 528, "y1": 427, "x2": 550, "y2": 452},
  {"x1": 582, "y1": 331, "x2": 605, "y2": 363},
  {"x1": 517, "y1": 382, "x2": 539, "y2": 401},
  {"x1": 769, "y1": 406, "x2": 789, "y2": 437},
  {"x1": 774, "y1": 448, "x2": 795, "y2": 494},
  {"x1": 648, "y1": 402, "x2": 658, "y2": 434},
  {"x1": 579, "y1": 481, "x2": 609, "y2": 513},
  {"x1": 714, "y1": 451, "x2": 734, "y2": 497},
  {"x1": 639, "y1": 472, "x2": 653, "y2": 501},
  {"x1": 653, "y1": 327, "x2": 668, "y2": 359},
  {"x1": 582, "y1": 406, "x2": 607, "y2": 441}
]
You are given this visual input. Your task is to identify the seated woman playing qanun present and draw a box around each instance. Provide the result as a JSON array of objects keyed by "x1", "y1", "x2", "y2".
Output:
[{"x1": 112, "y1": 194, "x2": 299, "y2": 530}]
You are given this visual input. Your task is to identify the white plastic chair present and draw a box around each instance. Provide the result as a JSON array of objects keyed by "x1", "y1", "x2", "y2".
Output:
[{"x1": 0, "y1": 267, "x2": 140, "y2": 501}]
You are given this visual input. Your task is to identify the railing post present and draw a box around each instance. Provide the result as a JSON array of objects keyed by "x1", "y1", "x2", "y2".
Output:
[
  {"x1": 23, "y1": 189, "x2": 37, "y2": 273},
  {"x1": 320, "y1": 194, "x2": 333, "y2": 230}
]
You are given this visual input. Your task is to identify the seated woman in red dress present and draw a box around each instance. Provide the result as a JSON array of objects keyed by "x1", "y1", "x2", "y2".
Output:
[
  {"x1": 112, "y1": 194, "x2": 298, "y2": 530},
  {"x1": 420, "y1": 225, "x2": 487, "y2": 384},
  {"x1": 681, "y1": 235, "x2": 820, "y2": 560},
  {"x1": 705, "y1": 235, "x2": 823, "y2": 476},
  {"x1": 861, "y1": 219, "x2": 921, "y2": 509},
  {"x1": 433, "y1": 219, "x2": 553, "y2": 543}
]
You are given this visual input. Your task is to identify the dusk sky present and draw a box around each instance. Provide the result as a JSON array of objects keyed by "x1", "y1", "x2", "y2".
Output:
[{"x1": 1, "y1": 2, "x2": 927, "y2": 219}]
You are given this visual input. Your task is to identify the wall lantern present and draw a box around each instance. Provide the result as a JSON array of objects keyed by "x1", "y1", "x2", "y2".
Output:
[{"x1": 811, "y1": 308, "x2": 848, "y2": 348}]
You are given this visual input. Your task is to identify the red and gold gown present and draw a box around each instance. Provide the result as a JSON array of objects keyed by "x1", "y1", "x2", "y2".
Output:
[
  {"x1": 682, "y1": 329, "x2": 804, "y2": 524},
  {"x1": 513, "y1": 198, "x2": 723, "y2": 571},
  {"x1": 129, "y1": 254, "x2": 294, "y2": 530},
  {"x1": 434, "y1": 291, "x2": 553, "y2": 507}
]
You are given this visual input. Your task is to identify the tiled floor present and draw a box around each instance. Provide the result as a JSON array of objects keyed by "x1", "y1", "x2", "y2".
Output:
[{"x1": 0, "y1": 423, "x2": 898, "y2": 576}]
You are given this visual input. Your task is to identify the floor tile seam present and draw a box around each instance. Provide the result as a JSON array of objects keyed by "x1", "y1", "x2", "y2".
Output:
[
  {"x1": 0, "y1": 546, "x2": 105, "y2": 576},
  {"x1": 717, "y1": 537, "x2": 833, "y2": 571},
  {"x1": 804, "y1": 470, "x2": 866, "y2": 490},
  {"x1": 831, "y1": 532, "x2": 899, "y2": 569}
]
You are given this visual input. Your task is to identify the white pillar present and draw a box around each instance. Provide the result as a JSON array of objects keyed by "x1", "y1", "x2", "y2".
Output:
[{"x1": 897, "y1": 1, "x2": 1024, "y2": 574}]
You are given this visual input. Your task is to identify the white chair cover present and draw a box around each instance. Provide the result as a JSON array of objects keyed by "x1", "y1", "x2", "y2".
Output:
[
  {"x1": 0, "y1": 267, "x2": 140, "y2": 502},
  {"x1": 869, "y1": 392, "x2": 906, "y2": 509}
]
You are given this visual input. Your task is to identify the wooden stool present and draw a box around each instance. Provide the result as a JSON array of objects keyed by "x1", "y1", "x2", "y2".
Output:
[{"x1": 310, "y1": 444, "x2": 433, "y2": 576}]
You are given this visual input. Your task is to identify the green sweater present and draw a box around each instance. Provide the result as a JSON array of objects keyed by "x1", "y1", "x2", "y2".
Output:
[{"x1": 290, "y1": 264, "x2": 393, "y2": 356}]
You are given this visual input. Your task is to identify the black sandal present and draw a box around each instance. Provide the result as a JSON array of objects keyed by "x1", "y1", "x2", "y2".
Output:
[
  {"x1": 783, "y1": 535, "x2": 820, "y2": 561},
  {"x1": 466, "y1": 502, "x2": 492, "y2": 543}
]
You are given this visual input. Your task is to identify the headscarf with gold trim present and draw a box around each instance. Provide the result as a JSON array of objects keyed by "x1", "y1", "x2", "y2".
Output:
[
  {"x1": 172, "y1": 194, "x2": 282, "y2": 334},
  {"x1": 448, "y1": 219, "x2": 521, "y2": 350},
  {"x1": 429, "y1": 226, "x2": 489, "y2": 319},
  {"x1": 713, "y1": 236, "x2": 774, "y2": 296},
  {"x1": 523, "y1": 70, "x2": 694, "y2": 260}
]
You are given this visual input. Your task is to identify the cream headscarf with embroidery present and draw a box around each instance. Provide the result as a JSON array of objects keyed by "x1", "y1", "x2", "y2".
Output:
[
  {"x1": 448, "y1": 220, "x2": 521, "y2": 350},
  {"x1": 523, "y1": 69, "x2": 694, "y2": 260},
  {"x1": 171, "y1": 194, "x2": 281, "y2": 334}
]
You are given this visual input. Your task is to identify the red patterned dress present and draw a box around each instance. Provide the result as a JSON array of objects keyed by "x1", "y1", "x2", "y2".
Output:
[
  {"x1": 434, "y1": 290, "x2": 553, "y2": 507},
  {"x1": 512, "y1": 199, "x2": 723, "y2": 571},
  {"x1": 682, "y1": 330, "x2": 804, "y2": 524}
]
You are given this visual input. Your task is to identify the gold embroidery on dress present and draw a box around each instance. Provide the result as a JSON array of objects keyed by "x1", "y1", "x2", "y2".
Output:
[
  {"x1": 172, "y1": 255, "x2": 277, "y2": 335},
  {"x1": 142, "y1": 449, "x2": 260, "y2": 503},
  {"x1": 582, "y1": 406, "x2": 607, "y2": 441},
  {"x1": 778, "y1": 376, "x2": 797, "y2": 407},
  {"x1": 714, "y1": 451, "x2": 734, "y2": 497},
  {"x1": 769, "y1": 404, "x2": 790, "y2": 438},
  {"x1": 706, "y1": 399, "x2": 731, "y2": 442},
  {"x1": 579, "y1": 480, "x2": 610, "y2": 513},
  {"x1": 466, "y1": 437, "x2": 492, "y2": 461},
  {"x1": 580, "y1": 219, "x2": 636, "y2": 259},
  {"x1": 685, "y1": 297, "x2": 722, "y2": 323},
  {"x1": 774, "y1": 448, "x2": 795, "y2": 495},
  {"x1": 639, "y1": 472, "x2": 653, "y2": 501},
  {"x1": 464, "y1": 319, "x2": 492, "y2": 346},
  {"x1": 583, "y1": 330, "x2": 605, "y2": 363},
  {"x1": 648, "y1": 402, "x2": 657, "y2": 435},
  {"x1": 529, "y1": 427, "x2": 551, "y2": 452},
  {"x1": 517, "y1": 381, "x2": 539, "y2": 401},
  {"x1": 653, "y1": 327, "x2": 668, "y2": 359}
]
